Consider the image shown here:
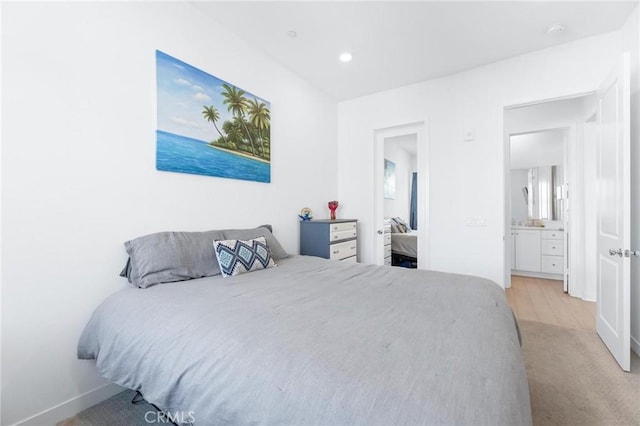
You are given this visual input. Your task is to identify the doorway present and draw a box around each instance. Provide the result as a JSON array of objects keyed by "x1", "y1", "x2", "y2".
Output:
[
  {"x1": 502, "y1": 93, "x2": 597, "y2": 302},
  {"x1": 384, "y1": 134, "x2": 418, "y2": 268},
  {"x1": 373, "y1": 122, "x2": 429, "y2": 269}
]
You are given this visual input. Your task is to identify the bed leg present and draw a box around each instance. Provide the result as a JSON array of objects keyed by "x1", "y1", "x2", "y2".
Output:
[
  {"x1": 131, "y1": 390, "x2": 145, "y2": 405},
  {"x1": 131, "y1": 391, "x2": 184, "y2": 426}
]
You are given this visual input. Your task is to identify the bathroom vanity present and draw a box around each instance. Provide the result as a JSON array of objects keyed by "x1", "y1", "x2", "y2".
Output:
[{"x1": 511, "y1": 226, "x2": 565, "y2": 281}]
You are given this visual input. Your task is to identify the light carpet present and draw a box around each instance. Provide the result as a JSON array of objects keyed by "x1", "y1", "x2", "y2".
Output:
[{"x1": 520, "y1": 320, "x2": 639, "y2": 426}]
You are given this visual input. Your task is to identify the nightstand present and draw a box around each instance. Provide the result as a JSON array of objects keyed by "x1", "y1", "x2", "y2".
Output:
[{"x1": 300, "y1": 219, "x2": 358, "y2": 262}]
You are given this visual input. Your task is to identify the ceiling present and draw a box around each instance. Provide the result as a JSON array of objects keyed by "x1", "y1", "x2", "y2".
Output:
[{"x1": 194, "y1": 1, "x2": 637, "y2": 101}]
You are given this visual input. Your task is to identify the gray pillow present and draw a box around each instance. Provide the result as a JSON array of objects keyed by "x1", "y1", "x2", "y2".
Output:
[
  {"x1": 389, "y1": 222, "x2": 401, "y2": 233},
  {"x1": 222, "y1": 225, "x2": 289, "y2": 260},
  {"x1": 392, "y1": 217, "x2": 409, "y2": 233},
  {"x1": 122, "y1": 230, "x2": 225, "y2": 288}
]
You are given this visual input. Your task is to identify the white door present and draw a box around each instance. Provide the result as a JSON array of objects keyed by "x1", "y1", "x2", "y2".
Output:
[{"x1": 596, "y1": 53, "x2": 631, "y2": 371}]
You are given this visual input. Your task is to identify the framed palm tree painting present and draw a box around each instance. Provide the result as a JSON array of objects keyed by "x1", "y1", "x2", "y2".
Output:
[
  {"x1": 156, "y1": 50, "x2": 271, "y2": 183},
  {"x1": 384, "y1": 159, "x2": 396, "y2": 199}
]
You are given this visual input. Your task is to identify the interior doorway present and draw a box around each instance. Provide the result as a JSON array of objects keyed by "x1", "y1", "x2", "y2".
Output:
[
  {"x1": 384, "y1": 134, "x2": 418, "y2": 268},
  {"x1": 502, "y1": 93, "x2": 597, "y2": 302},
  {"x1": 373, "y1": 122, "x2": 429, "y2": 269}
]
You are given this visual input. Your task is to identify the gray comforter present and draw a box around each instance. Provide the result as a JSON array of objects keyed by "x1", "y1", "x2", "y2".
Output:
[
  {"x1": 391, "y1": 232, "x2": 418, "y2": 258},
  {"x1": 78, "y1": 256, "x2": 531, "y2": 426}
]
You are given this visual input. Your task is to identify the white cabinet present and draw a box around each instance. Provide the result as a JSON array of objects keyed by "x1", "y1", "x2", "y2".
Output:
[
  {"x1": 514, "y1": 229, "x2": 541, "y2": 272},
  {"x1": 512, "y1": 227, "x2": 565, "y2": 279},
  {"x1": 541, "y1": 230, "x2": 564, "y2": 274}
]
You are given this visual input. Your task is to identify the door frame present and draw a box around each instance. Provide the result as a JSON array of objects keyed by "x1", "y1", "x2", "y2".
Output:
[
  {"x1": 505, "y1": 127, "x2": 571, "y2": 291},
  {"x1": 499, "y1": 91, "x2": 595, "y2": 289},
  {"x1": 373, "y1": 121, "x2": 430, "y2": 269}
]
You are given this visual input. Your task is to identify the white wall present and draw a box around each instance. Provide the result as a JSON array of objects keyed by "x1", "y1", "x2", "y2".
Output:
[
  {"x1": 338, "y1": 31, "x2": 621, "y2": 285},
  {"x1": 505, "y1": 96, "x2": 590, "y2": 135},
  {"x1": 383, "y1": 142, "x2": 415, "y2": 221},
  {"x1": 1, "y1": 2, "x2": 338, "y2": 425},
  {"x1": 621, "y1": 5, "x2": 640, "y2": 357},
  {"x1": 509, "y1": 130, "x2": 565, "y2": 170}
]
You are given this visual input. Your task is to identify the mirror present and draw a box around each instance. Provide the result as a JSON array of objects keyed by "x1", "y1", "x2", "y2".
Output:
[
  {"x1": 523, "y1": 165, "x2": 564, "y2": 221},
  {"x1": 510, "y1": 129, "x2": 566, "y2": 225}
]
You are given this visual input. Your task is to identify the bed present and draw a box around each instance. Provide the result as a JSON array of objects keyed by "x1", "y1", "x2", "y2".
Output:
[
  {"x1": 391, "y1": 230, "x2": 418, "y2": 258},
  {"x1": 79, "y1": 238, "x2": 531, "y2": 425},
  {"x1": 389, "y1": 217, "x2": 418, "y2": 267}
]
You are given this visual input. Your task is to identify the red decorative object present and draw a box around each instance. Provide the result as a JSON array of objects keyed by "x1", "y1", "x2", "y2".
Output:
[{"x1": 328, "y1": 201, "x2": 339, "y2": 220}]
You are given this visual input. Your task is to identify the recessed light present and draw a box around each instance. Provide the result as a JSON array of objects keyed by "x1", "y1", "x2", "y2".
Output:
[
  {"x1": 339, "y1": 52, "x2": 352, "y2": 62},
  {"x1": 287, "y1": 30, "x2": 297, "y2": 39},
  {"x1": 545, "y1": 24, "x2": 565, "y2": 36}
]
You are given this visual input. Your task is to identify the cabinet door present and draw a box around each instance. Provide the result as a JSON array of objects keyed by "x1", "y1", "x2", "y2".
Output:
[{"x1": 515, "y1": 230, "x2": 541, "y2": 272}]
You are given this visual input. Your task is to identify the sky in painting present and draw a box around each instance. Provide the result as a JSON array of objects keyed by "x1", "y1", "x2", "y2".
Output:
[{"x1": 156, "y1": 50, "x2": 269, "y2": 142}]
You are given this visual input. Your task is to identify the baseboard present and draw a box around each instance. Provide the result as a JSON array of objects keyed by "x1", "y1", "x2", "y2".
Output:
[
  {"x1": 632, "y1": 335, "x2": 640, "y2": 358},
  {"x1": 11, "y1": 382, "x2": 124, "y2": 426},
  {"x1": 511, "y1": 270, "x2": 563, "y2": 281}
]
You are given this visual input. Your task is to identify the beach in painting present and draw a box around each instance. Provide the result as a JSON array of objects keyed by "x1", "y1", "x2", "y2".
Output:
[
  {"x1": 156, "y1": 50, "x2": 271, "y2": 183},
  {"x1": 156, "y1": 131, "x2": 270, "y2": 183}
]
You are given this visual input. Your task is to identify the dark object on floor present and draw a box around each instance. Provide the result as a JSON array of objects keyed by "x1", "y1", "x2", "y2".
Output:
[{"x1": 392, "y1": 253, "x2": 417, "y2": 268}]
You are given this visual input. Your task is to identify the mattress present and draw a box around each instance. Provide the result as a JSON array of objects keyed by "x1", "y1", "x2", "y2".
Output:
[
  {"x1": 78, "y1": 255, "x2": 531, "y2": 426},
  {"x1": 391, "y1": 231, "x2": 418, "y2": 258}
]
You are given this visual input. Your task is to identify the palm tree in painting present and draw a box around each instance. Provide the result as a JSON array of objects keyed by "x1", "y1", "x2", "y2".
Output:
[
  {"x1": 248, "y1": 98, "x2": 270, "y2": 159},
  {"x1": 221, "y1": 83, "x2": 257, "y2": 156},
  {"x1": 223, "y1": 119, "x2": 247, "y2": 152},
  {"x1": 202, "y1": 105, "x2": 227, "y2": 145}
]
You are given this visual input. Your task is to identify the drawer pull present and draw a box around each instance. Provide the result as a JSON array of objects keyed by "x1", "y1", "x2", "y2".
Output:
[
  {"x1": 333, "y1": 250, "x2": 339, "y2": 254},
  {"x1": 552, "y1": 246, "x2": 556, "y2": 249}
]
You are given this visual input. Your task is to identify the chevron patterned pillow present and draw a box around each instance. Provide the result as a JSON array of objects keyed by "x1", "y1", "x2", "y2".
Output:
[{"x1": 213, "y1": 236, "x2": 276, "y2": 277}]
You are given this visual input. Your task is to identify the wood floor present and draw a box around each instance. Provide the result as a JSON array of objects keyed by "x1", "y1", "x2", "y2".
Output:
[{"x1": 505, "y1": 275, "x2": 596, "y2": 331}]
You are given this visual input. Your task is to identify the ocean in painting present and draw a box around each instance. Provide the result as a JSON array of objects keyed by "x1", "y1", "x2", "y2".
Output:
[{"x1": 156, "y1": 130, "x2": 270, "y2": 183}]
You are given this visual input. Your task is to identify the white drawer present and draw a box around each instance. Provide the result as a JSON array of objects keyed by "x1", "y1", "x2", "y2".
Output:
[
  {"x1": 330, "y1": 222, "x2": 357, "y2": 233},
  {"x1": 384, "y1": 256, "x2": 392, "y2": 266},
  {"x1": 542, "y1": 230, "x2": 563, "y2": 240},
  {"x1": 330, "y1": 229, "x2": 357, "y2": 242},
  {"x1": 541, "y1": 255, "x2": 563, "y2": 274},
  {"x1": 341, "y1": 255, "x2": 358, "y2": 264},
  {"x1": 384, "y1": 233, "x2": 391, "y2": 245},
  {"x1": 384, "y1": 245, "x2": 392, "y2": 258},
  {"x1": 541, "y1": 239, "x2": 564, "y2": 256},
  {"x1": 330, "y1": 240, "x2": 357, "y2": 260}
]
